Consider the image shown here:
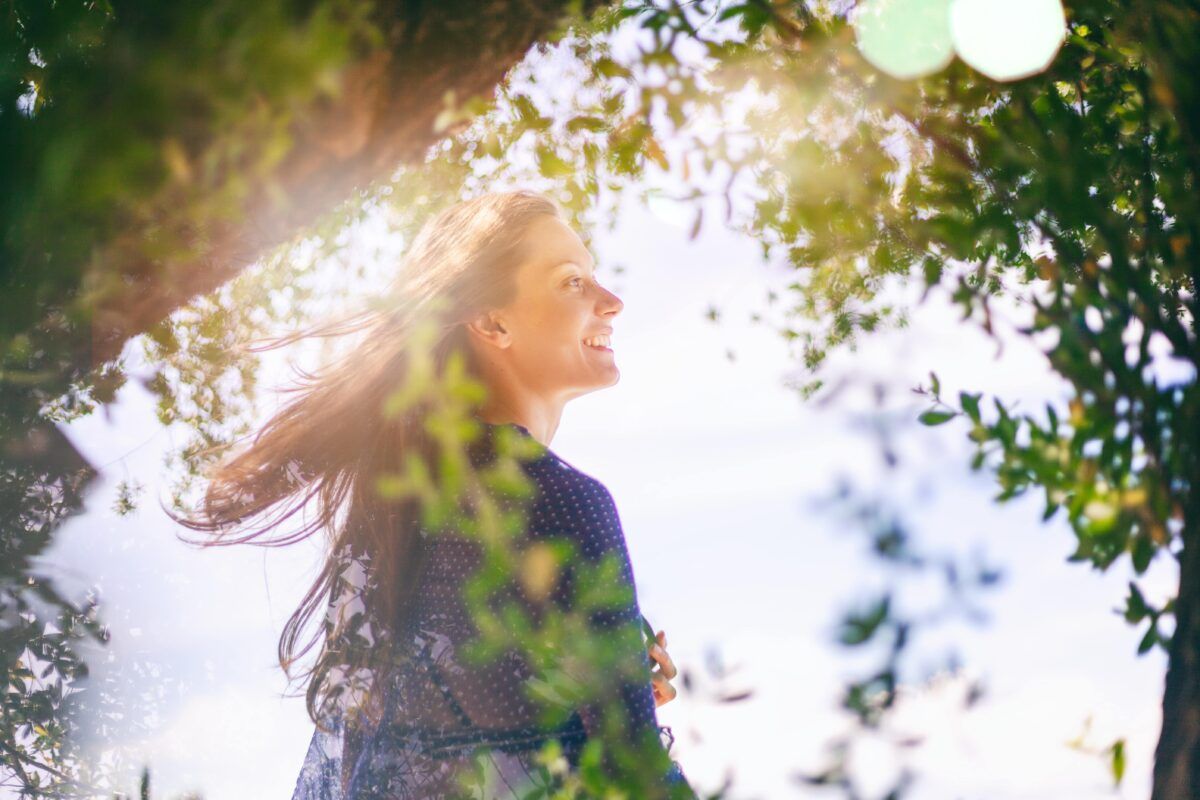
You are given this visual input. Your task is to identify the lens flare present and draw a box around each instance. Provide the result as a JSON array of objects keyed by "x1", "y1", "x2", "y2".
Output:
[
  {"x1": 949, "y1": 0, "x2": 1067, "y2": 81},
  {"x1": 853, "y1": 0, "x2": 955, "y2": 80}
]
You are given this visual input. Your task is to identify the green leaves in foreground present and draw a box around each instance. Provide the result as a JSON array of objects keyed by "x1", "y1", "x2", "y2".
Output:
[{"x1": 916, "y1": 371, "x2": 1178, "y2": 658}]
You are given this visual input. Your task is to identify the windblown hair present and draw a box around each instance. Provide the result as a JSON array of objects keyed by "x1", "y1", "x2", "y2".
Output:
[{"x1": 168, "y1": 190, "x2": 562, "y2": 767}]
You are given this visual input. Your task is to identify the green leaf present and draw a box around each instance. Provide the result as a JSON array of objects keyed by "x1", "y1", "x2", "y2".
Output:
[
  {"x1": 716, "y1": 4, "x2": 750, "y2": 22},
  {"x1": 1137, "y1": 624, "x2": 1157, "y2": 655},
  {"x1": 565, "y1": 115, "x2": 608, "y2": 134},
  {"x1": 960, "y1": 391, "x2": 982, "y2": 423},
  {"x1": 1123, "y1": 581, "x2": 1149, "y2": 622},
  {"x1": 839, "y1": 595, "x2": 891, "y2": 646},
  {"x1": 594, "y1": 57, "x2": 633, "y2": 80},
  {"x1": 536, "y1": 145, "x2": 575, "y2": 179},
  {"x1": 1131, "y1": 533, "x2": 1154, "y2": 574},
  {"x1": 918, "y1": 410, "x2": 957, "y2": 426},
  {"x1": 1109, "y1": 739, "x2": 1126, "y2": 786}
]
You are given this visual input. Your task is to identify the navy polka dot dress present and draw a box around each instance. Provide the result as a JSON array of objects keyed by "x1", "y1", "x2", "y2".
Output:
[{"x1": 290, "y1": 421, "x2": 693, "y2": 799}]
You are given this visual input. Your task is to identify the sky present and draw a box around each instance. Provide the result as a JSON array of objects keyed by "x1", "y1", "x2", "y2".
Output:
[{"x1": 36, "y1": 176, "x2": 1179, "y2": 800}]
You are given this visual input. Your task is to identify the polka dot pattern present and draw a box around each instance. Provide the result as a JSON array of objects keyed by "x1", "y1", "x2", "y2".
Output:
[
  {"x1": 396, "y1": 420, "x2": 661, "y2": 737},
  {"x1": 290, "y1": 421, "x2": 691, "y2": 798}
]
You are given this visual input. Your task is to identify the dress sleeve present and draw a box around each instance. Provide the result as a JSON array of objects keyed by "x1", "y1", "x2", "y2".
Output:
[
  {"x1": 518, "y1": 472, "x2": 694, "y2": 793},
  {"x1": 290, "y1": 712, "x2": 346, "y2": 800},
  {"x1": 542, "y1": 478, "x2": 659, "y2": 741},
  {"x1": 290, "y1": 545, "x2": 390, "y2": 800}
]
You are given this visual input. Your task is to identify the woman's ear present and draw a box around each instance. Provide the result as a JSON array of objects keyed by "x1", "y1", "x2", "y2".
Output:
[{"x1": 465, "y1": 311, "x2": 510, "y2": 349}]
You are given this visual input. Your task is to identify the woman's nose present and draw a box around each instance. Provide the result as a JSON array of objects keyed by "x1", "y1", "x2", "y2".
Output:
[{"x1": 599, "y1": 286, "x2": 623, "y2": 315}]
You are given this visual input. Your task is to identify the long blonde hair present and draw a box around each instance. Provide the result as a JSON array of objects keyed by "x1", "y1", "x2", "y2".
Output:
[{"x1": 169, "y1": 189, "x2": 562, "y2": 744}]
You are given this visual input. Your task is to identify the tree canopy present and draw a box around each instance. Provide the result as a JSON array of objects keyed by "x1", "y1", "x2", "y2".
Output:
[{"x1": 2, "y1": 0, "x2": 1198, "y2": 797}]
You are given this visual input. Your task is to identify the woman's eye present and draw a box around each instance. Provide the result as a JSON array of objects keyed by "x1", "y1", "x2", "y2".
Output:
[{"x1": 568, "y1": 277, "x2": 584, "y2": 288}]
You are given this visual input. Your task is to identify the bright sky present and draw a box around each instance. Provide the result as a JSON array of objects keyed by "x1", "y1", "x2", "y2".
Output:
[{"x1": 39, "y1": 176, "x2": 1177, "y2": 800}]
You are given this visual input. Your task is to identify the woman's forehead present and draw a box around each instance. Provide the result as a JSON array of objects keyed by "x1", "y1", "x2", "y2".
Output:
[{"x1": 522, "y1": 219, "x2": 595, "y2": 275}]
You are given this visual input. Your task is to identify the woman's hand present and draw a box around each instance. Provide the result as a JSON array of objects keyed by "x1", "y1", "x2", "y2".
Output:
[{"x1": 648, "y1": 630, "x2": 678, "y2": 707}]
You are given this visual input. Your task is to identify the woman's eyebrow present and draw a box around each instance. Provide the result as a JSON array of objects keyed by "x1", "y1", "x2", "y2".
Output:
[{"x1": 553, "y1": 257, "x2": 597, "y2": 275}]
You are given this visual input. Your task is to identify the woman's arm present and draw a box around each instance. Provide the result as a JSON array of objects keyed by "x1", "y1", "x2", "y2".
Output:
[
  {"x1": 515, "y1": 470, "x2": 693, "y2": 794},
  {"x1": 533, "y1": 476, "x2": 657, "y2": 732}
]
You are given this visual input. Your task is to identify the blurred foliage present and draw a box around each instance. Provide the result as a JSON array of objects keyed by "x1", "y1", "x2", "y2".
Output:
[
  {"x1": 2, "y1": 0, "x2": 383, "y2": 791},
  {"x1": 1066, "y1": 714, "x2": 1128, "y2": 789},
  {"x1": 799, "y1": 384, "x2": 1002, "y2": 798},
  {"x1": 1, "y1": 0, "x2": 384, "y2": 443},
  {"x1": 4, "y1": 0, "x2": 1200, "y2": 795}
]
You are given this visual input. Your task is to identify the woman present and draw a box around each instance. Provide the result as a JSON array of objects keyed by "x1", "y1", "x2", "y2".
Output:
[{"x1": 173, "y1": 190, "x2": 694, "y2": 798}]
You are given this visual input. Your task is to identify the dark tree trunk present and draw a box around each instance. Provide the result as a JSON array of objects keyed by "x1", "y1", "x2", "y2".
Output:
[
  {"x1": 1153, "y1": 449, "x2": 1200, "y2": 799},
  {"x1": 1155, "y1": 546, "x2": 1200, "y2": 798}
]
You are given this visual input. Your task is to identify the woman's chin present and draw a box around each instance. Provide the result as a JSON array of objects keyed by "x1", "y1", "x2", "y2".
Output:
[
  {"x1": 591, "y1": 358, "x2": 620, "y2": 384},
  {"x1": 596, "y1": 368, "x2": 620, "y2": 391},
  {"x1": 577, "y1": 351, "x2": 620, "y2": 386}
]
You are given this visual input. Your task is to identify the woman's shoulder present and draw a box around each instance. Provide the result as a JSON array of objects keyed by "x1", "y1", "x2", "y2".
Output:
[
  {"x1": 525, "y1": 452, "x2": 614, "y2": 508},
  {"x1": 518, "y1": 459, "x2": 629, "y2": 564},
  {"x1": 471, "y1": 421, "x2": 620, "y2": 522}
]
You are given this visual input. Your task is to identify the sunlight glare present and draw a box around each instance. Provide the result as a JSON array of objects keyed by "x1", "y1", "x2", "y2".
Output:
[
  {"x1": 644, "y1": 190, "x2": 695, "y2": 230},
  {"x1": 949, "y1": 0, "x2": 1067, "y2": 81},
  {"x1": 853, "y1": 0, "x2": 956, "y2": 80}
]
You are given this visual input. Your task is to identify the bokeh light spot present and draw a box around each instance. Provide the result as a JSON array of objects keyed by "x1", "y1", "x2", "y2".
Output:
[
  {"x1": 853, "y1": 0, "x2": 955, "y2": 80},
  {"x1": 949, "y1": 0, "x2": 1067, "y2": 81}
]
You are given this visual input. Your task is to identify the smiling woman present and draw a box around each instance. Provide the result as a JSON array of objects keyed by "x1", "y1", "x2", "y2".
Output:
[
  {"x1": 166, "y1": 189, "x2": 694, "y2": 799},
  {"x1": 462, "y1": 213, "x2": 624, "y2": 442}
]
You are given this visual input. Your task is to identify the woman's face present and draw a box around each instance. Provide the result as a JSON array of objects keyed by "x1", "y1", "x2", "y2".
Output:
[{"x1": 485, "y1": 214, "x2": 624, "y2": 401}]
